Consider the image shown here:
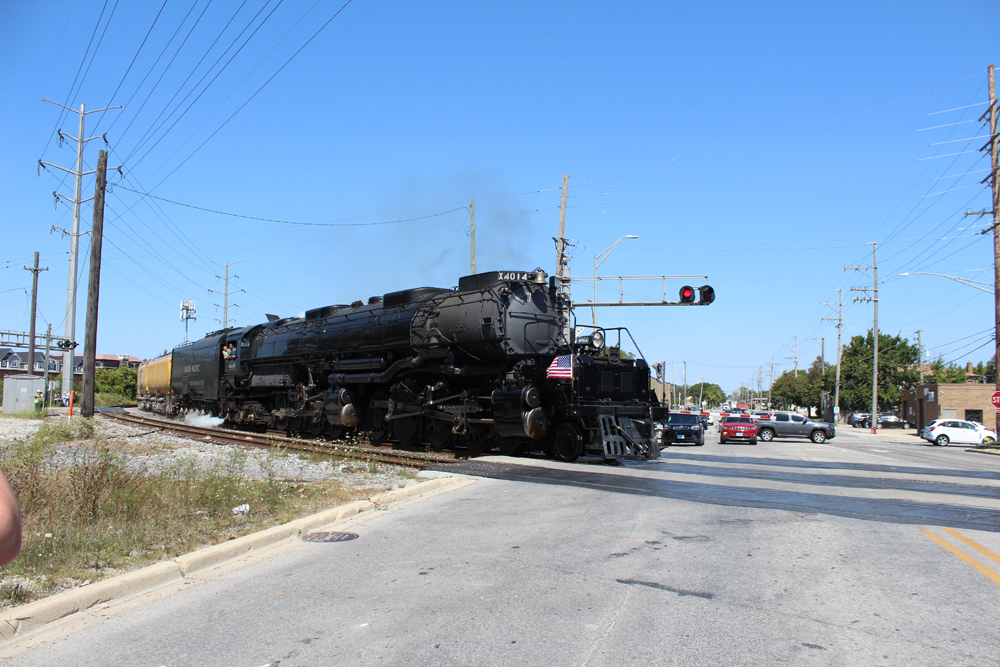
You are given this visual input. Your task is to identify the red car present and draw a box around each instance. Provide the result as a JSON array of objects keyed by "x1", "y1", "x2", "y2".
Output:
[{"x1": 720, "y1": 416, "x2": 758, "y2": 445}]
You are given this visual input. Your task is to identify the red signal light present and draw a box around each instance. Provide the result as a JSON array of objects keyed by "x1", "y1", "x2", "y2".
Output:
[{"x1": 679, "y1": 286, "x2": 696, "y2": 303}]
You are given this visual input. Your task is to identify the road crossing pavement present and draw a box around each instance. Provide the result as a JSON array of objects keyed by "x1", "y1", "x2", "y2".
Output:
[{"x1": 4, "y1": 427, "x2": 999, "y2": 666}]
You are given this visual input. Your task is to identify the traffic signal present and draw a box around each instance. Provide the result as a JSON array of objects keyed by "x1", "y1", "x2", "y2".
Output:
[
  {"x1": 699, "y1": 285, "x2": 715, "y2": 304},
  {"x1": 679, "y1": 285, "x2": 696, "y2": 303}
]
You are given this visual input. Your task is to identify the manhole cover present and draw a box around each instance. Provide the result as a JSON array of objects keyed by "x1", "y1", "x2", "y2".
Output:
[{"x1": 301, "y1": 531, "x2": 359, "y2": 543}]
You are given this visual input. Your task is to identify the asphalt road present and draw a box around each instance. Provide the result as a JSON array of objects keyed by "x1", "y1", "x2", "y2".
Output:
[{"x1": 7, "y1": 426, "x2": 1000, "y2": 667}]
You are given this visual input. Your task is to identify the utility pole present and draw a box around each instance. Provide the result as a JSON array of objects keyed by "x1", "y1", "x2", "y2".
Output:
[
  {"x1": 915, "y1": 330, "x2": 925, "y2": 384},
  {"x1": 992, "y1": 65, "x2": 1000, "y2": 439},
  {"x1": 43, "y1": 324, "x2": 52, "y2": 406},
  {"x1": 683, "y1": 361, "x2": 687, "y2": 405},
  {"x1": 554, "y1": 174, "x2": 571, "y2": 344},
  {"x1": 38, "y1": 100, "x2": 120, "y2": 398},
  {"x1": 823, "y1": 290, "x2": 843, "y2": 421},
  {"x1": 848, "y1": 242, "x2": 879, "y2": 433},
  {"x1": 469, "y1": 198, "x2": 476, "y2": 274},
  {"x1": 807, "y1": 337, "x2": 825, "y2": 370},
  {"x1": 671, "y1": 361, "x2": 675, "y2": 408},
  {"x1": 768, "y1": 356, "x2": 775, "y2": 408},
  {"x1": 81, "y1": 150, "x2": 108, "y2": 419},
  {"x1": 23, "y1": 252, "x2": 48, "y2": 376},
  {"x1": 966, "y1": 64, "x2": 999, "y2": 435},
  {"x1": 209, "y1": 261, "x2": 244, "y2": 328},
  {"x1": 783, "y1": 336, "x2": 798, "y2": 372}
]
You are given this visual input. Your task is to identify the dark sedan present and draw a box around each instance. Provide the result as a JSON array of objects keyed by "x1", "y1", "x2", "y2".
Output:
[
  {"x1": 861, "y1": 413, "x2": 910, "y2": 429},
  {"x1": 659, "y1": 413, "x2": 705, "y2": 446}
]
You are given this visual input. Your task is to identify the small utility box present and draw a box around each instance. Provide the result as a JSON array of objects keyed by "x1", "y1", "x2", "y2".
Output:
[{"x1": 2, "y1": 375, "x2": 45, "y2": 414}]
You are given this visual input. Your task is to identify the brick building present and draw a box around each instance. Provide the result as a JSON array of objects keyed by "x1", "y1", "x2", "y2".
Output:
[{"x1": 901, "y1": 382, "x2": 996, "y2": 430}]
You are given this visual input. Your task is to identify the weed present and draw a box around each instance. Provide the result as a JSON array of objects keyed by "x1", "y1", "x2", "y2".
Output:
[
  {"x1": 1, "y1": 411, "x2": 49, "y2": 420},
  {"x1": 94, "y1": 393, "x2": 137, "y2": 408},
  {"x1": 0, "y1": 423, "x2": 390, "y2": 608},
  {"x1": 31, "y1": 417, "x2": 94, "y2": 447}
]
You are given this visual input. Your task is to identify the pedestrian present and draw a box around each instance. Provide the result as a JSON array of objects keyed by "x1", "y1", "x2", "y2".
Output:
[{"x1": 33, "y1": 390, "x2": 43, "y2": 412}]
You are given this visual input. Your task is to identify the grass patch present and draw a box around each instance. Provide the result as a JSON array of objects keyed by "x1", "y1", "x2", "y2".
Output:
[
  {"x1": 1, "y1": 411, "x2": 49, "y2": 420},
  {"x1": 0, "y1": 420, "x2": 388, "y2": 607},
  {"x1": 94, "y1": 393, "x2": 137, "y2": 408}
]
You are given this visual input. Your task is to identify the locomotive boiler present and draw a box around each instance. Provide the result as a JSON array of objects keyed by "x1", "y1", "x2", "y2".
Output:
[{"x1": 137, "y1": 269, "x2": 667, "y2": 461}]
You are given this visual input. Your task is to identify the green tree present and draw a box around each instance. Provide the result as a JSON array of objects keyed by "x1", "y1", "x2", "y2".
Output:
[
  {"x1": 801, "y1": 355, "x2": 831, "y2": 415},
  {"x1": 929, "y1": 358, "x2": 968, "y2": 384},
  {"x1": 95, "y1": 366, "x2": 138, "y2": 398},
  {"x1": 771, "y1": 369, "x2": 808, "y2": 409},
  {"x1": 686, "y1": 382, "x2": 726, "y2": 407},
  {"x1": 974, "y1": 358, "x2": 996, "y2": 383},
  {"x1": 837, "y1": 330, "x2": 918, "y2": 412}
]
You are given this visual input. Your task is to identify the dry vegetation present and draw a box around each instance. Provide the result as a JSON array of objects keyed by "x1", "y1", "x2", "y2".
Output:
[{"x1": 0, "y1": 416, "x2": 394, "y2": 607}]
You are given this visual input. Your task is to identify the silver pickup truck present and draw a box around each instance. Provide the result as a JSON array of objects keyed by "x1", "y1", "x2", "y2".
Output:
[{"x1": 756, "y1": 412, "x2": 836, "y2": 443}]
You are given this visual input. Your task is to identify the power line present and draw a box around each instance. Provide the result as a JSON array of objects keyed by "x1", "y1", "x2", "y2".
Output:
[
  {"x1": 110, "y1": 185, "x2": 468, "y2": 226},
  {"x1": 92, "y1": 0, "x2": 171, "y2": 134},
  {"x1": 39, "y1": 0, "x2": 111, "y2": 158},
  {"x1": 122, "y1": 0, "x2": 279, "y2": 168},
  {"x1": 150, "y1": 0, "x2": 354, "y2": 190}
]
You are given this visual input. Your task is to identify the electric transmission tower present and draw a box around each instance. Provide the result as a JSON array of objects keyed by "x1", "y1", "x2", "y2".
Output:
[
  {"x1": 847, "y1": 242, "x2": 879, "y2": 432},
  {"x1": 37, "y1": 100, "x2": 120, "y2": 396},
  {"x1": 822, "y1": 289, "x2": 843, "y2": 421},
  {"x1": 209, "y1": 261, "x2": 244, "y2": 328}
]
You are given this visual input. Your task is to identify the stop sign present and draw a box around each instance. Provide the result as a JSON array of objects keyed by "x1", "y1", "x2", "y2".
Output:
[{"x1": 992, "y1": 391, "x2": 1000, "y2": 409}]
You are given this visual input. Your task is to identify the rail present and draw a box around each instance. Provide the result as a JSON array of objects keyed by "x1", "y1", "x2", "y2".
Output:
[{"x1": 100, "y1": 411, "x2": 461, "y2": 469}]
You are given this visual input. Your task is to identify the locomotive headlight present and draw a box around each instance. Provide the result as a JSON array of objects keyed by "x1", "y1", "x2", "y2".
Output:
[{"x1": 589, "y1": 330, "x2": 604, "y2": 349}]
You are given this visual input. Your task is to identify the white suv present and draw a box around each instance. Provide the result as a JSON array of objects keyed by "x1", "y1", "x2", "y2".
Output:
[{"x1": 923, "y1": 419, "x2": 997, "y2": 446}]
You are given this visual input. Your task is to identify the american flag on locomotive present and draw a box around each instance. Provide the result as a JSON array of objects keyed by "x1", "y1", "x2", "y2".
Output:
[{"x1": 546, "y1": 354, "x2": 573, "y2": 379}]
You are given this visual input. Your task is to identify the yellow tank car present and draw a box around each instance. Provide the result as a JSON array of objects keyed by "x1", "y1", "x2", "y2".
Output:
[{"x1": 137, "y1": 354, "x2": 174, "y2": 413}]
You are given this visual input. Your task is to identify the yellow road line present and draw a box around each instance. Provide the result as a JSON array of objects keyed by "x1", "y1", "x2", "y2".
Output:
[
  {"x1": 941, "y1": 527, "x2": 1000, "y2": 567},
  {"x1": 919, "y1": 527, "x2": 1000, "y2": 587}
]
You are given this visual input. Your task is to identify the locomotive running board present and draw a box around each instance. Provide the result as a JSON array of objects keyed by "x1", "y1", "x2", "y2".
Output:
[{"x1": 597, "y1": 414, "x2": 647, "y2": 459}]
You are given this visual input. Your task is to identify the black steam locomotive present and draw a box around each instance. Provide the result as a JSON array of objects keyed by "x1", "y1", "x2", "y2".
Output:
[{"x1": 137, "y1": 269, "x2": 667, "y2": 461}]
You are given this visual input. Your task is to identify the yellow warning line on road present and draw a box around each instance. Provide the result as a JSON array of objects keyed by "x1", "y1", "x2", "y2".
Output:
[
  {"x1": 919, "y1": 526, "x2": 1000, "y2": 587},
  {"x1": 941, "y1": 527, "x2": 1000, "y2": 567}
]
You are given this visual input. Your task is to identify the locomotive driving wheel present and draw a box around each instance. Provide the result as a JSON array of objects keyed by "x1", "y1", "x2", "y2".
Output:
[
  {"x1": 423, "y1": 417, "x2": 454, "y2": 451},
  {"x1": 363, "y1": 391, "x2": 390, "y2": 445},
  {"x1": 458, "y1": 423, "x2": 496, "y2": 455},
  {"x1": 305, "y1": 418, "x2": 325, "y2": 438},
  {"x1": 391, "y1": 415, "x2": 422, "y2": 447}
]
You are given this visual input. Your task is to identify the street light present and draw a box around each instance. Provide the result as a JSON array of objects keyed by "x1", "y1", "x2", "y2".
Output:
[
  {"x1": 898, "y1": 272, "x2": 994, "y2": 294},
  {"x1": 593, "y1": 235, "x2": 638, "y2": 326}
]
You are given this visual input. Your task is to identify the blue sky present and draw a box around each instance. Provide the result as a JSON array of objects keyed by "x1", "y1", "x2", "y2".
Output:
[{"x1": 1, "y1": 0, "x2": 997, "y2": 392}]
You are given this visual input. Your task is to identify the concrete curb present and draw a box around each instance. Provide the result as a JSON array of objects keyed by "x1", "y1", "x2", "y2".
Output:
[{"x1": 0, "y1": 476, "x2": 468, "y2": 644}]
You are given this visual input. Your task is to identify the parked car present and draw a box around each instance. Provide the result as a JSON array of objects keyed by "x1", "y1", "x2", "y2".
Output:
[
  {"x1": 757, "y1": 412, "x2": 836, "y2": 443},
  {"x1": 848, "y1": 413, "x2": 870, "y2": 428},
  {"x1": 923, "y1": 419, "x2": 997, "y2": 446},
  {"x1": 861, "y1": 413, "x2": 910, "y2": 429},
  {"x1": 658, "y1": 412, "x2": 705, "y2": 446},
  {"x1": 719, "y1": 416, "x2": 757, "y2": 445}
]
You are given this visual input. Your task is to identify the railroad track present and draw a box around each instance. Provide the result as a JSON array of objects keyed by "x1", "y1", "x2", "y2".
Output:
[{"x1": 100, "y1": 410, "x2": 459, "y2": 469}]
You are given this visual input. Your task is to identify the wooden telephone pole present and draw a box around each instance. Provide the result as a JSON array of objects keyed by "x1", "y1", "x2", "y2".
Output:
[
  {"x1": 23, "y1": 251, "x2": 48, "y2": 377},
  {"x1": 81, "y1": 150, "x2": 108, "y2": 418}
]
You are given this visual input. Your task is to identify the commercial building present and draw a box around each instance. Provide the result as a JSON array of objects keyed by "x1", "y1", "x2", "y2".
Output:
[{"x1": 901, "y1": 382, "x2": 996, "y2": 430}]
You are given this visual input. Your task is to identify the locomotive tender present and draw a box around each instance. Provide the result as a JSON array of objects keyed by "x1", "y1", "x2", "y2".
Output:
[{"x1": 137, "y1": 269, "x2": 667, "y2": 461}]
